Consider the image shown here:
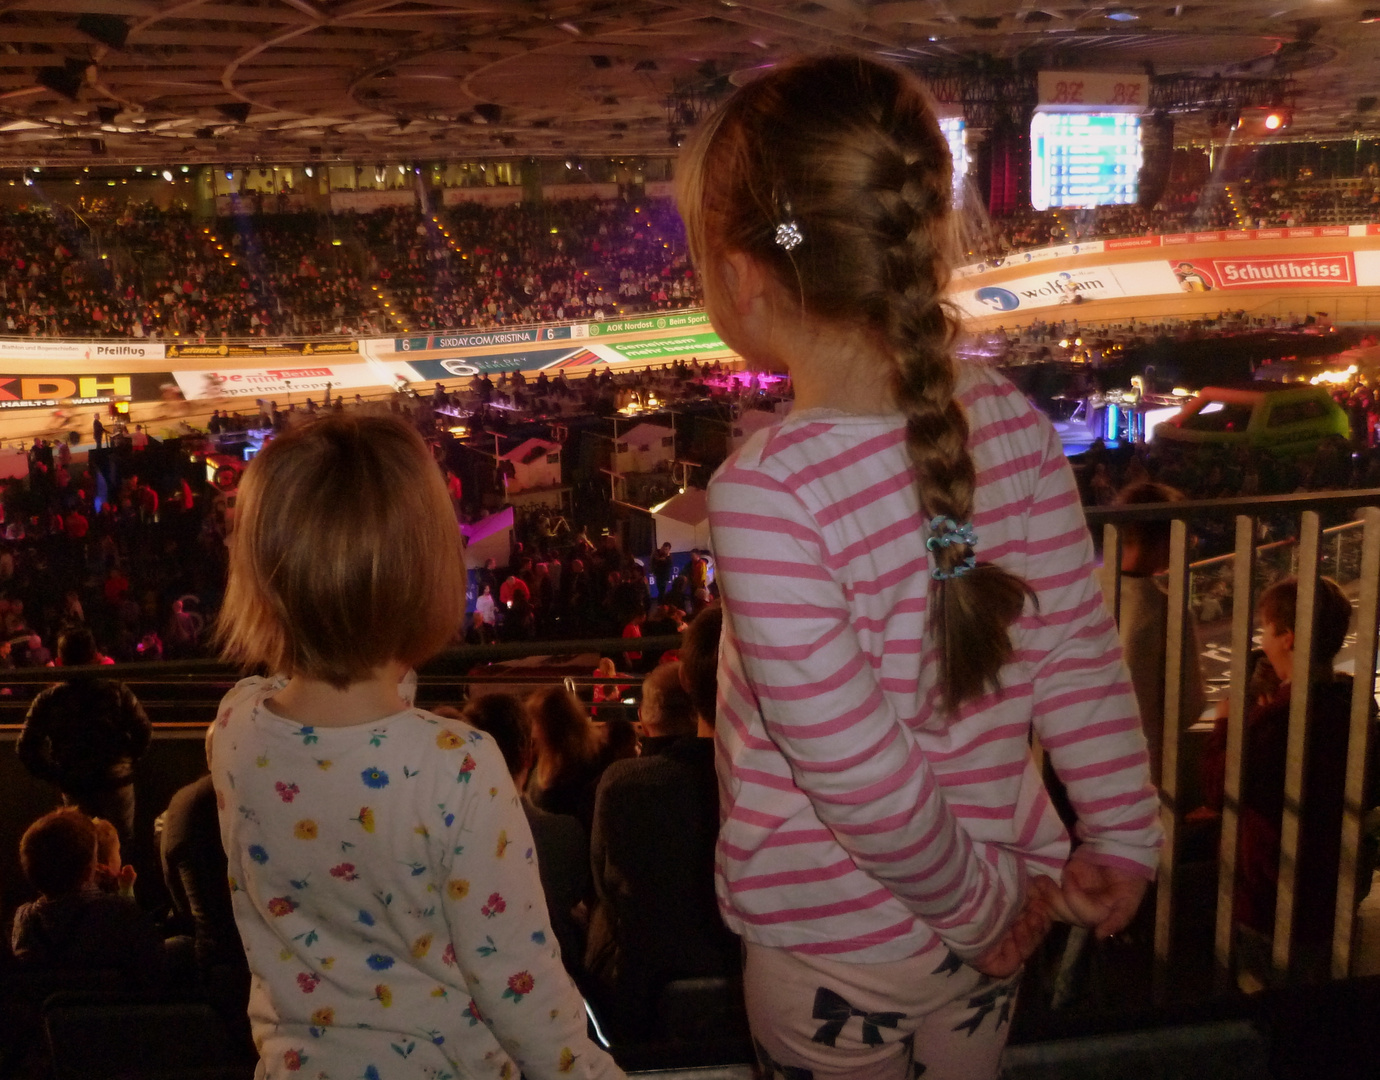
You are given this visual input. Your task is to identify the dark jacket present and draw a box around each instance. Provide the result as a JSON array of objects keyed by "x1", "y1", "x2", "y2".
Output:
[
  {"x1": 11, "y1": 887, "x2": 168, "y2": 992},
  {"x1": 523, "y1": 797, "x2": 590, "y2": 979},
  {"x1": 16, "y1": 677, "x2": 150, "y2": 794},
  {"x1": 161, "y1": 775, "x2": 245, "y2": 972},
  {"x1": 585, "y1": 735, "x2": 737, "y2": 1039}
]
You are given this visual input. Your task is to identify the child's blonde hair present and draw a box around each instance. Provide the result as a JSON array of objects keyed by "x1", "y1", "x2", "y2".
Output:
[
  {"x1": 218, "y1": 414, "x2": 465, "y2": 687},
  {"x1": 677, "y1": 54, "x2": 1029, "y2": 711}
]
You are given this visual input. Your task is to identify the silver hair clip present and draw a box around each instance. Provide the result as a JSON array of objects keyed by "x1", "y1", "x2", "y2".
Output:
[{"x1": 774, "y1": 221, "x2": 803, "y2": 251}]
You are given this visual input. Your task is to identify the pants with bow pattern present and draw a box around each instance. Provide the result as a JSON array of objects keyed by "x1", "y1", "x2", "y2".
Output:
[{"x1": 744, "y1": 941, "x2": 1019, "y2": 1080}]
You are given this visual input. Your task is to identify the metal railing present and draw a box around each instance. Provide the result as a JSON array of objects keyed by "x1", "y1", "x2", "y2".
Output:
[{"x1": 1087, "y1": 488, "x2": 1380, "y2": 987}]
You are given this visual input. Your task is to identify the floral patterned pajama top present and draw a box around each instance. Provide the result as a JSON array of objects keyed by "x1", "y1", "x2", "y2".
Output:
[{"x1": 207, "y1": 677, "x2": 623, "y2": 1080}]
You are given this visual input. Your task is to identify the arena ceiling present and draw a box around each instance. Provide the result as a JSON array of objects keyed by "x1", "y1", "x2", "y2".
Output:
[{"x1": 0, "y1": 0, "x2": 1378, "y2": 166}]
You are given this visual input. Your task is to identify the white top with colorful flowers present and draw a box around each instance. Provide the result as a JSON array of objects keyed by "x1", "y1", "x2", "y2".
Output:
[{"x1": 207, "y1": 676, "x2": 623, "y2": 1080}]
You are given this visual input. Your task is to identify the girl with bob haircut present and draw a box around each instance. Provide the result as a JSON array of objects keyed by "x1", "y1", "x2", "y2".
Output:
[
  {"x1": 210, "y1": 414, "x2": 622, "y2": 1080},
  {"x1": 684, "y1": 55, "x2": 1163, "y2": 1079}
]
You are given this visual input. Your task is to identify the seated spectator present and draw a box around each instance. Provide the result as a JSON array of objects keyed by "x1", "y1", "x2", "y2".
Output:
[
  {"x1": 159, "y1": 774, "x2": 246, "y2": 975},
  {"x1": 1200, "y1": 576, "x2": 1380, "y2": 976},
  {"x1": 457, "y1": 695, "x2": 590, "y2": 981},
  {"x1": 15, "y1": 627, "x2": 152, "y2": 840},
  {"x1": 526, "y1": 685, "x2": 608, "y2": 834},
  {"x1": 585, "y1": 662, "x2": 737, "y2": 1040},
  {"x1": 11, "y1": 807, "x2": 168, "y2": 992},
  {"x1": 1098, "y1": 481, "x2": 1207, "y2": 785}
]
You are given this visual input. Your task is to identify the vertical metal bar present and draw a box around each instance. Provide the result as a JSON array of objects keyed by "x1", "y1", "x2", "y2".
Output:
[
  {"x1": 1155, "y1": 517, "x2": 1192, "y2": 979},
  {"x1": 1215, "y1": 515, "x2": 1258, "y2": 981},
  {"x1": 1333, "y1": 507, "x2": 1380, "y2": 977},
  {"x1": 1272, "y1": 511, "x2": 1322, "y2": 977},
  {"x1": 1104, "y1": 522, "x2": 1123, "y2": 628}
]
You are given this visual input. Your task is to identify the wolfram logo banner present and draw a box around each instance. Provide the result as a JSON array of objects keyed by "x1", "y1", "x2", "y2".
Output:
[{"x1": 952, "y1": 261, "x2": 1181, "y2": 317}]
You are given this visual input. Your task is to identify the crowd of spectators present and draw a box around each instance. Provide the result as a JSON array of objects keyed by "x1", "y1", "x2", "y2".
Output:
[
  {"x1": 0, "y1": 198, "x2": 698, "y2": 341},
  {"x1": 7, "y1": 165, "x2": 1380, "y2": 346},
  {"x1": 1236, "y1": 168, "x2": 1380, "y2": 227}
]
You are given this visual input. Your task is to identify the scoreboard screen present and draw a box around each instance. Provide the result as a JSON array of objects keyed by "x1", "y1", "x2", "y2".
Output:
[
  {"x1": 1030, "y1": 111, "x2": 1142, "y2": 211},
  {"x1": 939, "y1": 117, "x2": 969, "y2": 204}
]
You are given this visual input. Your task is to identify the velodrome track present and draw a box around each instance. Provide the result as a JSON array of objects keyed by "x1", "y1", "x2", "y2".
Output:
[{"x1": 0, "y1": 229, "x2": 1377, "y2": 445}]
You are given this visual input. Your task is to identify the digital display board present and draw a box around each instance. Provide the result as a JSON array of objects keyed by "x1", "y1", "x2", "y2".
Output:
[
  {"x1": 939, "y1": 117, "x2": 969, "y2": 204},
  {"x1": 1030, "y1": 112, "x2": 1142, "y2": 211}
]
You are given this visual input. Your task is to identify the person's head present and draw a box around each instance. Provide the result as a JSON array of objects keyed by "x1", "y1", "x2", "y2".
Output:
[
  {"x1": 603, "y1": 717, "x2": 639, "y2": 762},
  {"x1": 1257, "y1": 576, "x2": 1352, "y2": 680},
  {"x1": 639, "y1": 661, "x2": 696, "y2": 738},
  {"x1": 57, "y1": 626, "x2": 97, "y2": 667},
  {"x1": 1114, "y1": 481, "x2": 1185, "y2": 575},
  {"x1": 218, "y1": 415, "x2": 465, "y2": 687},
  {"x1": 595, "y1": 657, "x2": 618, "y2": 679},
  {"x1": 679, "y1": 603, "x2": 723, "y2": 730},
  {"x1": 677, "y1": 54, "x2": 1028, "y2": 711},
  {"x1": 20, "y1": 807, "x2": 98, "y2": 899},
  {"x1": 525, "y1": 685, "x2": 599, "y2": 787},
  {"x1": 461, "y1": 693, "x2": 533, "y2": 784}
]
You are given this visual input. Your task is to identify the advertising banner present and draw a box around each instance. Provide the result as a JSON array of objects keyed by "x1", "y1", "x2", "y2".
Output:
[
  {"x1": 1036, "y1": 71, "x2": 1148, "y2": 109},
  {"x1": 165, "y1": 340, "x2": 358, "y2": 359},
  {"x1": 952, "y1": 261, "x2": 1179, "y2": 317},
  {"x1": 572, "y1": 311, "x2": 709, "y2": 338},
  {"x1": 404, "y1": 347, "x2": 600, "y2": 380},
  {"x1": 393, "y1": 327, "x2": 571, "y2": 352},
  {"x1": 954, "y1": 241, "x2": 1106, "y2": 279},
  {"x1": 0, "y1": 371, "x2": 176, "y2": 409},
  {"x1": 0, "y1": 340, "x2": 167, "y2": 361},
  {"x1": 1168, "y1": 253, "x2": 1356, "y2": 291},
  {"x1": 588, "y1": 332, "x2": 729, "y2": 363},
  {"x1": 172, "y1": 363, "x2": 384, "y2": 401}
]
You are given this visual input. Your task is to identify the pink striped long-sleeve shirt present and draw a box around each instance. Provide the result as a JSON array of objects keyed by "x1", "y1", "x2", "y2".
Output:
[{"x1": 708, "y1": 365, "x2": 1163, "y2": 964}]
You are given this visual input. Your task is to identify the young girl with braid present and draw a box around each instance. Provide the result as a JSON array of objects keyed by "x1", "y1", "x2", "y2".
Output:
[{"x1": 682, "y1": 56, "x2": 1163, "y2": 1080}]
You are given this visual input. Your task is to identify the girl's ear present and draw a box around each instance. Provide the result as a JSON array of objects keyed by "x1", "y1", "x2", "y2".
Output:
[{"x1": 721, "y1": 251, "x2": 767, "y2": 317}]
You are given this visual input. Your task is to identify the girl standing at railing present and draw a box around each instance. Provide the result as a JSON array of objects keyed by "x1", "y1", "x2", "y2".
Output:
[
  {"x1": 683, "y1": 55, "x2": 1165, "y2": 1080},
  {"x1": 209, "y1": 414, "x2": 621, "y2": 1080}
]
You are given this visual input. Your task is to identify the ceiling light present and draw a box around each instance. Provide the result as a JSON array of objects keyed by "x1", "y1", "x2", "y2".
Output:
[
  {"x1": 1106, "y1": 9, "x2": 1139, "y2": 20},
  {"x1": 161, "y1": 169, "x2": 173, "y2": 181},
  {"x1": 304, "y1": 166, "x2": 313, "y2": 176},
  {"x1": 181, "y1": 165, "x2": 189, "y2": 172}
]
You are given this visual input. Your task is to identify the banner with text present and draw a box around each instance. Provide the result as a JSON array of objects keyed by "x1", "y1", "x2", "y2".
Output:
[
  {"x1": 165, "y1": 340, "x2": 358, "y2": 360},
  {"x1": 1167, "y1": 253, "x2": 1356, "y2": 292},
  {"x1": 587, "y1": 332, "x2": 729, "y2": 363},
  {"x1": 172, "y1": 363, "x2": 386, "y2": 401},
  {"x1": 0, "y1": 340, "x2": 167, "y2": 362},
  {"x1": 393, "y1": 327, "x2": 572, "y2": 352},
  {"x1": 952, "y1": 261, "x2": 1179, "y2": 317},
  {"x1": 0, "y1": 371, "x2": 176, "y2": 408},
  {"x1": 572, "y1": 311, "x2": 710, "y2": 338}
]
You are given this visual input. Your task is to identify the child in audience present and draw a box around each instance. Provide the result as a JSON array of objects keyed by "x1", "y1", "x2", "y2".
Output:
[
  {"x1": 11, "y1": 807, "x2": 167, "y2": 990},
  {"x1": 682, "y1": 55, "x2": 1162, "y2": 1079},
  {"x1": 1201, "y1": 576, "x2": 1380, "y2": 976},
  {"x1": 210, "y1": 414, "x2": 620, "y2": 1080}
]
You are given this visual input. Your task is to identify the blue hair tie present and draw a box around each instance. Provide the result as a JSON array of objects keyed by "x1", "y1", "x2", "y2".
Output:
[{"x1": 926, "y1": 516, "x2": 978, "y2": 581}]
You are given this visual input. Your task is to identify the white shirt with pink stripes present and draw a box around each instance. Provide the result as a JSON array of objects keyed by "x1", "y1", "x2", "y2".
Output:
[{"x1": 708, "y1": 365, "x2": 1163, "y2": 965}]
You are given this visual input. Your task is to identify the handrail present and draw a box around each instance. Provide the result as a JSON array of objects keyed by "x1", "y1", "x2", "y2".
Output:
[
  {"x1": 1084, "y1": 487, "x2": 1380, "y2": 524},
  {"x1": 0, "y1": 634, "x2": 685, "y2": 684}
]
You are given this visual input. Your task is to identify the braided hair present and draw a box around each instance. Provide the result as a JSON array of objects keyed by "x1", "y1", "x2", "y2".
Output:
[{"x1": 678, "y1": 54, "x2": 1030, "y2": 712}]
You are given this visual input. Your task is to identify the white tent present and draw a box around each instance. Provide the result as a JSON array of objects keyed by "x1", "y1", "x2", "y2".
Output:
[
  {"x1": 650, "y1": 487, "x2": 710, "y2": 554},
  {"x1": 461, "y1": 506, "x2": 513, "y2": 569},
  {"x1": 500, "y1": 437, "x2": 562, "y2": 493},
  {"x1": 613, "y1": 421, "x2": 674, "y2": 475}
]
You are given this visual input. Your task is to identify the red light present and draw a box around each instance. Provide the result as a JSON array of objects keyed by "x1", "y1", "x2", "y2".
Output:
[{"x1": 1264, "y1": 113, "x2": 1284, "y2": 131}]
